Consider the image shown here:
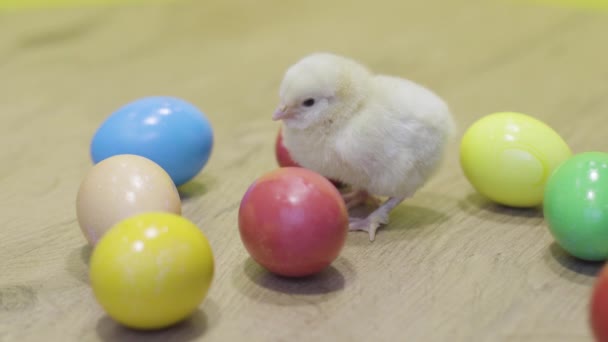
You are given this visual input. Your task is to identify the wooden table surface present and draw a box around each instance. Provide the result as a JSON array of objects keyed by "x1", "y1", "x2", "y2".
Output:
[{"x1": 1, "y1": 0, "x2": 607, "y2": 341}]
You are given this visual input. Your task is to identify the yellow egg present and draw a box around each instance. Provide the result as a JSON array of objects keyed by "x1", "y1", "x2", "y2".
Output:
[
  {"x1": 89, "y1": 212, "x2": 214, "y2": 330},
  {"x1": 460, "y1": 112, "x2": 571, "y2": 207}
]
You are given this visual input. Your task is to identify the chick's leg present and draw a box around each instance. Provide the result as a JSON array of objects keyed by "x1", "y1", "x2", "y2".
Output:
[
  {"x1": 349, "y1": 195, "x2": 407, "y2": 241},
  {"x1": 341, "y1": 188, "x2": 380, "y2": 209}
]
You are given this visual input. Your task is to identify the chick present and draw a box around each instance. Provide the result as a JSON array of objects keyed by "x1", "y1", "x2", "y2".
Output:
[{"x1": 272, "y1": 52, "x2": 455, "y2": 241}]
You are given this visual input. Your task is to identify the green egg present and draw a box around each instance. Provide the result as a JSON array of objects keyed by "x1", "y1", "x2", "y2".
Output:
[{"x1": 544, "y1": 152, "x2": 608, "y2": 261}]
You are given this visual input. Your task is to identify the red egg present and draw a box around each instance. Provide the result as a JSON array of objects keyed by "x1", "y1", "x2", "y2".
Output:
[
  {"x1": 274, "y1": 127, "x2": 345, "y2": 189},
  {"x1": 238, "y1": 167, "x2": 348, "y2": 277},
  {"x1": 591, "y1": 264, "x2": 608, "y2": 341},
  {"x1": 275, "y1": 127, "x2": 300, "y2": 168}
]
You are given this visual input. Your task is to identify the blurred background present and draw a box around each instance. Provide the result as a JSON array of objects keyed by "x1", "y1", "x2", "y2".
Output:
[{"x1": 1, "y1": 0, "x2": 606, "y2": 170}]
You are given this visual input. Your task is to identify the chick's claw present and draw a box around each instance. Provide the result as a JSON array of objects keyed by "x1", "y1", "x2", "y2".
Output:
[
  {"x1": 348, "y1": 195, "x2": 408, "y2": 241},
  {"x1": 349, "y1": 213, "x2": 389, "y2": 241}
]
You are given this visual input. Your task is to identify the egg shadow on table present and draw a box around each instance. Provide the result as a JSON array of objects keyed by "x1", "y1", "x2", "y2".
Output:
[
  {"x1": 65, "y1": 244, "x2": 92, "y2": 284},
  {"x1": 458, "y1": 192, "x2": 543, "y2": 223},
  {"x1": 96, "y1": 298, "x2": 220, "y2": 342},
  {"x1": 178, "y1": 180, "x2": 208, "y2": 201},
  {"x1": 232, "y1": 257, "x2": 355, "y2": 305},
  {"x1": 544, "y1": 242, "x2": 604, "y2": 285}
]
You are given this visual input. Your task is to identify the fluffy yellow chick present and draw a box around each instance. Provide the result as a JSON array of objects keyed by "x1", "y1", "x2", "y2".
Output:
[{"x1": 272, "y1": 52, "x2": 455, "y2": 241}]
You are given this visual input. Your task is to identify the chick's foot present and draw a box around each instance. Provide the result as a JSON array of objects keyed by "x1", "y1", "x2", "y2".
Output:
[
  {"x1": 348, "y1": 195, "x2": 407, "y2": 241},
  {"x1": 349, "y1": 214, "x2": 388, "y2": 241}
]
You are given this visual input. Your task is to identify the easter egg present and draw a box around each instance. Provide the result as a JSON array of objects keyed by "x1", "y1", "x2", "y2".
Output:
[
  {"x1": 590, "y1": 263, "x2": 608, "y2": 341},
  {"x1": 238, "y1": 167, "x2": 348, "y2": 277},
  {"x1": 76, "y1": 154, "x2": 181, "y2": 245},
  {"x1": 275, "y1": 126, "x2": 345, "y2": 188},
  {"x1": 460, "y1": 112, "x2": 571, "y2": 207},
  {"x1": 90, "y1": 212, "x2": 214, "y2": 330},
  {"x1": 544, "y1": 152, "x2": 608, "y2": 261},
  {"x1": 90, "y1": 96, "x2": 214, "y2": 187},
  {"x1": 275, "y1": 127, "x2": 300, "y2": 168}
]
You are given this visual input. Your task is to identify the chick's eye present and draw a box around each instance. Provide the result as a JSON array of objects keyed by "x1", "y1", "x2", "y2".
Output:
[{"x1": 302, "y1": 98, "x2": 315, "y2": 107}]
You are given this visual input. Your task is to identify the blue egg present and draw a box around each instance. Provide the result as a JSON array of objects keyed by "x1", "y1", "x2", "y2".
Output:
[{"x1": 91, "y1": 96, "x2": 214, "y2": 187}]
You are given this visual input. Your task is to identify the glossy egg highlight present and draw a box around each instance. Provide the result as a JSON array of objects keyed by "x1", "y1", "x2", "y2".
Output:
[
  {"x1": 544, "y1": 152, "x2": 608, "y2": 261},
  {"x1": 238, "y1": 167, "x2": 348, "y2": 277},
  {"x1": 460, "y1": 112, "x2": 571, "y2": 207},
  {"x1": 89, "y1": 212, "x2": 214, "y2": 330},
  {"x1": 76, "y1": 154, "x2": 181, "y2": 245},
  {"x1": 90, "y1": 96, "x2": 214, "y2": 186}
]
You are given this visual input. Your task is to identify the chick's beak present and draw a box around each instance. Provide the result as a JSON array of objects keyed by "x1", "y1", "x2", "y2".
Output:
[{"x1": 272, "y1": 105, "x2": 294, "y2": 121}]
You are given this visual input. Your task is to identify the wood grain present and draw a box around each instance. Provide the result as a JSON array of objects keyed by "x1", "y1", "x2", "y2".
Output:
[{"x1": 1, "y1": 0, "x2": 607, "y2": 341}]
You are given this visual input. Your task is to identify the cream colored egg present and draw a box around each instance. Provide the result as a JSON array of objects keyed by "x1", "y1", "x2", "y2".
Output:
[{"x1": 76, "y1": 154, "x2": 182, "y2": 245}]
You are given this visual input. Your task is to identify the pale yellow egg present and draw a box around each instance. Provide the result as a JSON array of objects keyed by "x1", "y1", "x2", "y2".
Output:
[{"x1": 460, "y1": 112, "x2": 571, "y2": 207}]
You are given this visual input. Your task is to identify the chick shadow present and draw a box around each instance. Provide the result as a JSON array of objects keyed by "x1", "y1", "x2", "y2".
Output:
[
  {"x1": 347, "y1": 200, "x2": 450, "y2": 246},
  {"x1": 65, "y1": 244, "x2": 93, "y2": 284},
  {"x1": 386, "y1": 203, "x2": 450, "y2": 232},
  {"x1": 232, "y1": 257, "x2": 354, "y2": 305},
  {"x1": 544, "y1": 242, "x2": 604, "y2": 285},
  {"x1": 96, "y1": 298, "x2": 219, "y2": 342},
  {"x1": 458, "y1": 192, "x2": 543, "y2": 223},
  {"x1": 178, "y1": 180, "x2": 208, "y2": 201}
]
